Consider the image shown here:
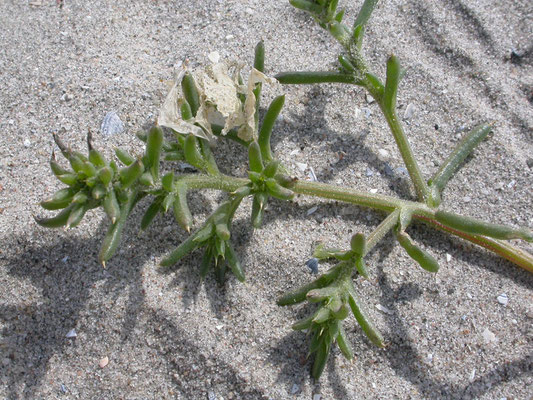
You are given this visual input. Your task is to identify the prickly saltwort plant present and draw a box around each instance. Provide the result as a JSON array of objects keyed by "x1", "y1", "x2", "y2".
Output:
[{"x1": 36, "y1": 0, "x2": 532, "y2": 380}]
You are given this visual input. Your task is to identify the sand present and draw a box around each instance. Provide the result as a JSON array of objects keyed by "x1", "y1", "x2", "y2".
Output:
[{"x1": 0, "y1": 1, "x2": 532, "y2": 399}]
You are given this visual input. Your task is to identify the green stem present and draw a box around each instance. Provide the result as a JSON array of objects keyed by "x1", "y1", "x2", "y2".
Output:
[
  {"x1": 377, "y1": 104, "x2": 431, "y2": 204},
  {"x1": 364, "y1": 209, "x2": 400, "y2": 256}
]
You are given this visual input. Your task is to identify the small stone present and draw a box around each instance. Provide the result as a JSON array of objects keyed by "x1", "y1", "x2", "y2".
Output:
[
  {"x1": 365, "y1": 168, "x2": 374, "y2": 177},
  {"x1": 66, "y1": 329, "x2": 77, "y2": 338},
  {"x1": 23, "y1": 139, "x2": 31, "y2": 148},
  {"x1": 290, "y1": 383, "x2": 300, "y2": 394},
  {"x1": 100, "y1": 111, "x2": 124, "y2": 137},
  {"x1": 375, "y1": 304, "x2": 393, "y2": 314},
  {"x1": 295, "y1": 162, "x2": 307, "y2": 172},
  {"x1": 403, "y1": 103, "x2": 415, "y2": 120},
  {"x1": 215, "y1": 324, "x2": 224, "y2": 330},
  {"x1": 225, "y1": 34, "x2": 234, "y2": 40},
  {"x1": 446, "y1": 253, "x2": 452, "y2": 262},
  {"x1": 377, "y1": 148, "x2": 389, "y2": 161},
  {"x1": 306, "y1": 258, "x2": 319, "y2": 274},
  {"x1": 99, "y1": 356, "x2": 109, "y2": 368},
  {"x1": 507, "y1": 180, "x2": 516, "y2": 188},
  {"x1": 526, "y1": 158, "x2": 533, "y2": 169},
  {"x1": 395, "y1": 167, "x2": 408, "y2": 176},
  {"x1": 496, "y1": 293, "x2": 508, "y2": 306},
  {"x1": 469, "y1": 368, "x2": 476, "y2": 382},
  {"x1": 313, "y1": 395, "x2": 322, "y2": 400},
  {"x1": 482, "y1": 328, "x2": 497, "y2": 344},
  {"x1": 308, "y1": 167, "x2": 317, "y2": 181},
  {"x1": 383, "y1": 163, "x2": 395, "y2": 177},
  {"x1": 365, "y1": 93, "x2": 375, "y2": 104},
  {"x1": 306, "y1": 206, "x2": 318, "y2": 216},
  {"x1": 208, "y1": 391, "x2": 216, "y2": 400},
  {"x1": 208, "y1": 51, "x2": 220, "y2": 64},
  {"x1": 463, "y1": 196, "x2": 471, "y2": 203},
  {"x1": 369, "y1": 188, "x2": 378, "y2": 194},
  {"x1": 60, "y1": 384, "x2": 67, "y2": 394},
  {"x1": 245, "y1": 7, "x2": 254, "y2": 15},
  {"x1": 361, "y1": 107, "x2": 372, "y2": 118}
]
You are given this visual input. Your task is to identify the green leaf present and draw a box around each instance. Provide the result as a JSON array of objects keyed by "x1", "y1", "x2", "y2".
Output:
[
  {"x1": 383, "y1": 55, "x2": 400, "y2": 112},
  {"x1": 258, "y1": 95, "x2": 285, "y2": 163},
  {"x1": 275, "y1": 71, "x2": 355, "y2": 85},
  {"x1": 181, "y1": 72, "x2": 200, "y2": 117},
  {"x1": 145, "y1": 125, "x2": 164, "y2": 180}
]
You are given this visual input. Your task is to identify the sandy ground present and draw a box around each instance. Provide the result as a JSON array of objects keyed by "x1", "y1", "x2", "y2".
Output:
[{"x1": 1, "y1": 0, "x2": 532, "y2": 399}]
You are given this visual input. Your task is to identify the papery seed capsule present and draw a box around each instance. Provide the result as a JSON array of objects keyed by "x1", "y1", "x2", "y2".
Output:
[{"x1": 180, "y1": 99, "x2": 193, "y2": 121}]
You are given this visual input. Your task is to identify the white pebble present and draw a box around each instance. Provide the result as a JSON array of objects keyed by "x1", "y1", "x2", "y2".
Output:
[
  {"x1": 308, "y1": 167, "x2": 317, "y2": 181},
  {"x1": 469, "y1": 368, "x2": 476, "y2": 382},
  {"x1": 306, "y1": 206, "x2": 318, "y2": 216},
  {"x1": 65, "y1": 329, "x2": 77, "y2": 338},
  {"x1": 245, "y1": 7, "x2": 254, "y2": 15},
  {"x1": 375, "y1": 304, "x2": 393, "y2": 314},
  {"x1": 100, "y1": 111, "x2": 124, "y2": 137},
  {"x1": 295, "y1": 162, "x2": 307, "y2": 172},
  {"x1": 313, "y1": 395, "x2": 322, "y2": 400},
  {"x1": 482, "y1": 328, "x2": 497, "y2": 344},
  {"x1": 369, "y1": 188, "x2": 378, "y2": 194},
  {"x1": 446, "y1": 253, "x2": 452, "y2": 262},
  {"x1": 225, "y1": 34, "x2": 234, "y2": 40},
  {"x1": 496, "y1": 293, "x2": 508, "y2": 306},
  {"x1": 23, "y1": 139, "x2": 31, "y2": 148},
  {"x1": 377, "y1": 148, "x2": 389, "y2": 161},
  {"x1": 99, "y1": 356, "x2": 109, "y2": 368},
  {"x1": 365, "y1": 93, "x2": 375, "y2": 104},
  {"x1": 290, "y1": 383, "x2": 299, "y2": 394},
  {"x1": 208, "y1": 51, "x2": 220, "y2": 64},
  {"x1": 463, "y1": 196, "x2": 471, "y2": 203},
  {"x1": 403, "y1": 103, "x2": 416, "y2": 120},
  {"x1": 361, "y1": 107, "x2": 372, "y2": 118},
  {"x1": 289, "y1": 149, "x2": 299, "y2": 156},
  {"x1": 215, "y1": 324, "x2": 224, "y2": 330}
]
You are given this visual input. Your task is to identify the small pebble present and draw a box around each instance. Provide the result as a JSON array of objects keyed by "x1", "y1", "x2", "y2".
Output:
[
  {"x1": 295, "y1": 162, "x2": 307, "y2": 172},
  {"x1": 446, "y1": 253, "x2": 452, "y2": 262},
  {"x1": 369, "y1": 188, "x2": 378, "y2": 194},
  {"x1": 225, "y1": 34, "x2": 234, "y2": 40},
  {"x1": 245, "y1": 7, "x2": 254, "y2": 15},
  {"x1": 482, "y1": 328, "x2": 497, "y2": 344},
  {"x1": 99, "y1": 356, "x2": 109, "y2": 368},
  {"x1": 395, "y1": 167, "x2": 408, "y2": 176},
  {"x1": 208, "y1": 51, "x2": 220, "y2": 63},
  {"x1": 469, "y1": 368, "x2": 476, "y2": 382},
  {"x1": 361, "y1": 107, "x2": 372, "y2": 118},
  {"x1": 289, "y1": 149, "x2": 299, "y2": 156},
  {"x1": 496, "y1": 293, "x2": 508, "y2": 306},
  {"x1": 377, "y1": 148, "x2": 389, "y2": 161},
  {"x1": 375, "y1": 304, "x2": 393, "y2": 314},
  {"x1": 208, "y1": 391, "x2": 216, "y2": 400},
  {"x1": 66, "y1": 329, "x2": 77, "y2": 338},
  {"x1": 23, "y1": 139, "x2": 31, "y2": 148},
  {"x1": 100, "y1": 111, "x2": 124, "y2": 137},
  {"x1": 526, "y1": 158, "x2": 533, "y2": 169},
  {"x1": 306, "y1": 258, "x2": 319, "y2": 274},
  {"x1": 463, "y1": 196, "x2": 471, "y2": 203},
  {"x1": 306, "y1": 206, "x2": 318, "y2": 216},
  {"x1": 308, "y1": 167, "x2": 317, "y2": 181},
  {"x1": 290, "y1": 384, "x2": 300, "y2": 394},
  {"x1": 383, "y1": 163, "x2": 395, "y2": 177},
  {"x1": 507, "y1": 180, "x2": 516, "y2": 188},
  {"x1": 313, "y1": 395, "x2": 322, "y2": 400},
  {"x1": 215, "y1": 324, "x2": 224, "y2": 330},
  {"x1": 365, "y1": 93, "x2": 375, "y2": 104},
  {"x1": 60, "y1": 384, "x2": 67, "y2": 394},
  {"x1": 365, "y1": 168, "x2": 374, "y2": 177},
  {"x1": 403, "y1": 103, "x2": 415, "y2": 120}
]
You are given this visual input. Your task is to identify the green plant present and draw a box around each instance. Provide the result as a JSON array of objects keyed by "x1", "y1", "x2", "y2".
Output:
[{"x1": 35, "y1": 0, "x2": 532, "y2": 380}]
